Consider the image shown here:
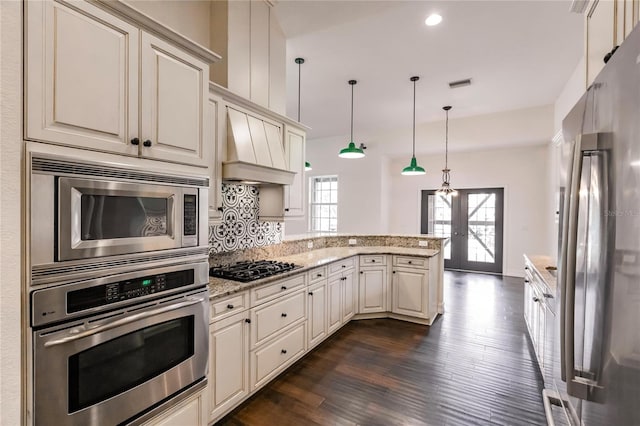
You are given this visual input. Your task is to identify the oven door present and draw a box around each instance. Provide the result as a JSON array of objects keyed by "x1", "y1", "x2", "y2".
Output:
[
  {"x1": 33, "y1": 289, "x2": 209, "y2": 426},
  {"x1": 58, "y1": 177, "x2": 198, "y2": 261}
]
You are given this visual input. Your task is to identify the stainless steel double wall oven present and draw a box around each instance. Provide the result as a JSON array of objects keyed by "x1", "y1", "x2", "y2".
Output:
[{"x1": 27, "y1": 143, "x2": 211, "y2": 425}]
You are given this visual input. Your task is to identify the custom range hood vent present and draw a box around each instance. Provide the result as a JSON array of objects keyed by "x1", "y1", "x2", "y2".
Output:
[{"x1": 223, "y1": 107, "x2": 295, "y2": 185}]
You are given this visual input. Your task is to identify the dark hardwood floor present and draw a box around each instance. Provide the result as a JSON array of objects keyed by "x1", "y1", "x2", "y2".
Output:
[{"x1": 217, "y1": 271, "x2": 546, "y2": 426}]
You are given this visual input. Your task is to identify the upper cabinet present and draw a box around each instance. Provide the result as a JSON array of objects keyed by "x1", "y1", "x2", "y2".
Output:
[
  {"x1": 210, "y1": 0, "x2": 286, "y2": 114},
  {"x1": 586, "y1": 0, "x2": 640, "y2": 86},
  {"x1": 25, "y1": 0, "x2": 220, "y2": 167},
  {"x1": 283, "y1": 125, "x2": 306, "y2": 217}
]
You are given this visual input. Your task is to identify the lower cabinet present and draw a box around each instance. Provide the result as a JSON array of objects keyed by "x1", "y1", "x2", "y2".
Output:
[
  {"x1": 358, "y1": 264, "x2": 388, "y2": 314},
  {"x1": 327, "y1": 274, "x2": 343, "y2": 334},
  {"x1": 144, "y1": 389, "x2": 207, "y2": 426},
  {"x1": 307, "y1": 279, "x2": 327, "y2": 349},
  {"x1": 208, "y1": 309, "x2": 250, "y2": 423},
  {"x1": 327, "y1": 264, "x2": 357, "y2": 334},
  {"x1": 392, "y1": 266, "x2": 429, "y2": 319}
]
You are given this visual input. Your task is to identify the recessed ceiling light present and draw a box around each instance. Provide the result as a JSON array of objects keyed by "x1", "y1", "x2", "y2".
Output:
[{"x1": 425, "y1": 14, "x2": 442, "y2": 26}]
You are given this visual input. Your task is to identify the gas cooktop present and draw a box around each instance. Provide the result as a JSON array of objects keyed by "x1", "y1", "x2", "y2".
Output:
[{"x1": 209, "y1": 260, "x2": 301, "y2": 283}]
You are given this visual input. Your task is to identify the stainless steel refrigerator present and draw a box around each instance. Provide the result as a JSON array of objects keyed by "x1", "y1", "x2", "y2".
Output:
[{"x1": 547, "y1": 24, "x2": 640, "y2": 426}]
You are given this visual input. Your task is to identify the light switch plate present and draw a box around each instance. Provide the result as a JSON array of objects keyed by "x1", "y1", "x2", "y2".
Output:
[
  {"x1": 348, "y1": 239, "x2": 357, "y2": 245},
  {"x1": 307, "y1": 241, "x2": 313, "y2": 249},
  {"x1": 418, "y1": 240, "x2": 428, "y2": 247}
]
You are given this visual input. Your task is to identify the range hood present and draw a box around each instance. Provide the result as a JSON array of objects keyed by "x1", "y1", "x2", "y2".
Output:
[{"x1": 223, "y1": 107, "x2": 295, "y2": 185}]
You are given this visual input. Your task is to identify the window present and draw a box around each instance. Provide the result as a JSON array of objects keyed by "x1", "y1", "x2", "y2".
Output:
[{"x1": 309, "y1": 176, "x2": 338, "y2": 232}]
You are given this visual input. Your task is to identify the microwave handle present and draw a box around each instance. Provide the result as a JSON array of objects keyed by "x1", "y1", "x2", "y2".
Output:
[{"x1": 44, "y1": 297, "x2": 205, "y2": 347}]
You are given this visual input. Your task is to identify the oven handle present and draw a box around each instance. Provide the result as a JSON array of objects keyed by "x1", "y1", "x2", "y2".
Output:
[{"x1": 44, "y1": 297, "x2": 205, "y2": 347}]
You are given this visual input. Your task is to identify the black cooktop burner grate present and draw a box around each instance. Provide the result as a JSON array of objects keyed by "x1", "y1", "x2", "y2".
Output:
[{"x1": 209, "y1": 260, "x2": 300, "y2": 282}]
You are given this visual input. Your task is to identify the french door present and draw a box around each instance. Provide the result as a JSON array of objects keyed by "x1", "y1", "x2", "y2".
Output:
[{"x1": 421, "y1": 188, "x2": 504, "y2": 274}]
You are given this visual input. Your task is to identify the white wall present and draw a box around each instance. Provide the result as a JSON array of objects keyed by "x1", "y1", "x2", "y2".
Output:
[
  {"x1": 0, "y1": 1, "x2": 23, "y2": 423},
  {"x1": 284, "y1": 135, "x2": 390, "y2": 235},
  {"x1": 554, "y1": 56, "x2": 586, "y2": 132},
  {"x1": 124, "y1": 0, "x2": 212, "y2": 48},
  {"x1": 388, "y1": 145, "x2": 550, "y2": 278}
]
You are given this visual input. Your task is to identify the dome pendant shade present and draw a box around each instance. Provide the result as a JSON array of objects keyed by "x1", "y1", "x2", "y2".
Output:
[
  {"x1": 339, "y1": 80, "x2": 365, "y2": 159},
  {"x1": 401, "y1": 156, "x2": 426, "y2": 175},
  {"x1": 305, "y1": 161, "x2": 312, "y2": 171},
  {"x1": 339, "y1": 142, "x2": 365, "y2": 158},
  {"x1": 401, "y1": 76, "x2": 425, "y2": 176}
]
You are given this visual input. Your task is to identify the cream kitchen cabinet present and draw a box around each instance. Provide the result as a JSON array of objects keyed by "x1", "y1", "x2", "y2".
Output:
[
  {"x1": 208, "y1": 308, "x2": 250, "y2": 423},
  {"x1": 391, "y1": 256, "x2": 437, "y2": 321},
  {"x1": 358, "y1": 255, "x2": 388, "y2": 314},
  {"x1": 143, "y1": 388, "x2": 207, "y2": 426},
  {"x1": 307, "y1": 268, "x2": 328, "y2": 350},
  {"x1": 327, "y1": 257, "x2": 357, "y2": 334},
  {"x1": 25, "y1": 0, "x2": 216, "y2": 167},
  {"x1": 208, "y1": 94, "x2": 225, "y2": 220},
  {"x1": 283, "y1": 125, "x2": 306, "y2": 217}
]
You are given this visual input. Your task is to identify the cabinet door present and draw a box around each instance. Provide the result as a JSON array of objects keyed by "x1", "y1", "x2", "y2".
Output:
[
  {"x1": 342, "y1": 271, "x2": 357, "y2": 323},
  {"x1": 141, "y1": 32, "x2": 209, "y2": 167},
  {"x1": 208, "y1": 94, "x2": 224, "y2": 220},
  {"x1": 25, "y1": 0, "x2": 139, "y2": 155},
  {"x1": 209, "y1": 311, "x2": 250, "y2": 422},
  {"x1": 524, "y1": 279, "x2": 532, "y2": 332},
  {"x1": 327, "y1": 275, "x2": 342, "y2": 334},
  {"x1": 284, "y1": 126, "x2": 306, "y2": 217},
  {"x1": 392, "y1": 267, "x2": 429, "y2": 319},
  {"x1": 536, "y1": 297, "x2": 546, "y2": 367},
  {"x1": 358, "y1": 265, "x2": 387, "y2": 314},
  {"x1": 307, "y1": 280, "x2": 327, "y2": 349},
  {"x1": 586, "y1": 0, "x2": 617, "y2": 86}
]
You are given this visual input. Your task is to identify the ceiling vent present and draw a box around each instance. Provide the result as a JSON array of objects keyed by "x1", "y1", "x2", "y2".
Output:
[
  {"x1": 448, "y1": 78, "x2": 472, "y2": 89},
  {"x1": 569, "y1": 0, "x2": 590, "y2": 13}
]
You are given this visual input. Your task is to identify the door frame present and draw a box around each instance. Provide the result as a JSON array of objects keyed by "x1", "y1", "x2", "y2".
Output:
[{"x1": 421, "y1": 188, "x2": 504, "y2": 274}]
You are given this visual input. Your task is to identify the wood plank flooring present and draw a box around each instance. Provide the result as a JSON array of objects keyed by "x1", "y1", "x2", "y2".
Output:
[{"x1": 217, "y1": 271, "x2": 546, "y2": 426}]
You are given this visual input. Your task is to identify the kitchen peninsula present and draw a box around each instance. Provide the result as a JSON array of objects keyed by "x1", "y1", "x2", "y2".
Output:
[{"x1": 206, "y1": 234, "x2": 446, "y2": 423}]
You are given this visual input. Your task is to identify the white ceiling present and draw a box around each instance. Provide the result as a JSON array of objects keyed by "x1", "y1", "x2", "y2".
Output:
[{"x1": 274, "y1": 0, "x2": 584, "y2": 153}]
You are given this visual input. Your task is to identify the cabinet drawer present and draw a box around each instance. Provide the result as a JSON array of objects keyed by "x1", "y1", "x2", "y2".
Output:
[
  {"x1": 250, "y1": 274, "x2": 305, "y2": 306},
  {"x1": 328, "y1": 257, "x2": 355, "y2": 275},
  {"x1": 251, "y1": 290, "x2": 306, "y2": 348},
  {"x1": 210, "y1": 293, "x2": 248, "y2": 322},
  {"x1": 307, "y1": 266, "x2": 327, "y2": 285},
  {"x1": 393, "y1": 256, "x2": 427, "y2": 268},
  {"x1": 250, "y1": 323, "x2": 306, "y2": 391},
  {"x1": 360, "y1": 255, "x2": 386, "y2": 266}
]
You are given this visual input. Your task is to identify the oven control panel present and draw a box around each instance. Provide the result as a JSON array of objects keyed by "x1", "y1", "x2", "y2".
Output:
[{"x1": 66, "y1": 269, "x2": 195, "y2": 314}]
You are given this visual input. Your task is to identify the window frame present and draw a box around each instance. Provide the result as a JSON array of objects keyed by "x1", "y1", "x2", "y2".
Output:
[{"x1": 308, "y1": 175, "x2": 338, "y2": 232}]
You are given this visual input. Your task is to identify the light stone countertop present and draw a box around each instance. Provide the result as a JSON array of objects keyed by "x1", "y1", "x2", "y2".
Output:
[
  {"x1": 524, "y1": 254, "x2": 557, "y2": 293},
  {"x1": 283, "y1": 233, "x2": 448, "y2": 242},
  {"x1": 209, "y1": 246, "x2": 440, "y2": 299}
]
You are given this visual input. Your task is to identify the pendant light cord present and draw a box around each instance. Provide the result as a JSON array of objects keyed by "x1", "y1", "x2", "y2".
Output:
[
  {"x1": 412, "y1": 79, "x2": 416, "y2": 157},
  {"x1": 445, "y1": 108, "x2": 449, "y2": 169},
  {"x1": 350, "y1": 83, "x2": 354, "y2": 142},
  {"x1": 297, "y1": 61, "x2": 301, "y2": 122}
]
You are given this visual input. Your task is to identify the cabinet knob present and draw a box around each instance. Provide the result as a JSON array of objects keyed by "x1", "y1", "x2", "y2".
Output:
[
  {"x1": 533, "y1": 297, "x2": 540, "y2": 302},
  {"x1": 525, "y1": 266, "x2": 529, "y2": 270},
  {"x1": 308, "y1": 291, "x2": 313, "y2": 296},
  {"x1": 130, "y1": 137, "x2": 140, "y2": 146},
  {"x1": 371, "y1": 259, "x2": 376, "y2": 263},
  {"x1": 342, "y1": 265, "x2": 346, "y2": 268},
  {"x1": 393, "y1": 271, "x2": 396, "y2": 274},
  {"x1": 143, "y1": 139, "x2": 152, "y2": 147},
  {"x1": 227, "y1": 304, "x2": 234, "y2": 309},
  {"x1": 524, "y1": 279, "x2": 530, "y2": 283},
  {"x1": 281, "y1": 313, "x2": 287, "y2": 317},
  {"x1": 281, "y1": 349, "x2": 287, "y2": 354},
  {"x1": 360, "y1": 271, "x2": 363, "y2": 274},
  {"x1": 281, "y1": 286, "x2": 287, "y2": 291},
  {"x1": 244, "y1": 318, "x2": 251, "y2": 324},
  {"x1": 284, "y1": 208, "x2": 290, "y2": 212},
  {"x1": 408, "y1": 261, "x2": 412, "y2": 264},
  {"x1": 217, "y1": 207, "x2": 223, "y2": 212}
]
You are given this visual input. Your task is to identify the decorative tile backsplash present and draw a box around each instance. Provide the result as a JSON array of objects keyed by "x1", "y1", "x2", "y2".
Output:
[{"x1": 208, "y1": 184, "x2": 283, "y2": 255}]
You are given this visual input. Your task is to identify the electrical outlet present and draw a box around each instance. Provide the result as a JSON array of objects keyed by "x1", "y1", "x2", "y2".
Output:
[
  {"x1": 418, "y1": 240, "x2": 428, "y2": 247},
  {"x1": 348, "y1": 239, "x2": 357, "y2": 245},
  {"x1": 307, "y1": 241, "x2": 313, "y2": 249}
]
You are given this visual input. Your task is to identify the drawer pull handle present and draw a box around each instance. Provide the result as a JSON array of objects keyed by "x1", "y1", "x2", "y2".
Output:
[
  {"x1": 308, "y1": 291, "x2": 313, "y2": 296},
  {"x1": 543, "y1": 293, "x2": 553, "y2": 299},
  {"x1": 281, "y1": 349, "x2": 287, "y2": 354},
  {"x1": 525, "y1": 279, "x2": 530, "y2": 283},
  {"x1": 227, "y1": 304, "x2": 234, "y2": 309},
  {"x1": 281, "y1": 286, "x2": 287, "y2": 291},
  {"x1": 316, "y1": 273, "x2": 322, "y2": 277},
  {"x1": 281, "y1": 313, "x2": 287, "y2": 317},
  {"x1": 533, "y1": 297, "x2": 540, "y2": 302},
  {"x1": 244, "y1": 318, "x2": 251, "y2": 324}
]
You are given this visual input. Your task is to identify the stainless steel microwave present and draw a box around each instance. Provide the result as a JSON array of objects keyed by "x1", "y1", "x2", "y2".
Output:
[{"x1": 28, "y1": 143, "x2": 209, "y2": 285}]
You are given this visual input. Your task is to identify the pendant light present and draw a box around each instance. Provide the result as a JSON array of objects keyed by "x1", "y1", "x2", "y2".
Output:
[
  {"x1": 295, "y1": 57, "x2": 312, "y2": 171},
  {"x1": 338, "y1": 80, "x2": 365, "y2": 159},
  {"x1": 436, "y1": 106, "x2": 458, "y2": 196},
  {"x1": 401, "y1": 76, "x2": 426, "y2": 176}
]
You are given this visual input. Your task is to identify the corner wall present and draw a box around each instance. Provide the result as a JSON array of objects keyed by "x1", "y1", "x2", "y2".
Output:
[{"x1": 388, "y1": 145, "x2": 550, "y2": 278}]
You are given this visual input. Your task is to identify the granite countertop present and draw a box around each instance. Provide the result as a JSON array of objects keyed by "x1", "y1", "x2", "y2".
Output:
[
  {"x1": 524, "y1": 254, "x2": 557, "y2": 293},
  {"x1": 209, "y1": 246, "x2": 440, "y2": 299},
  {"x1": 283, "y1": 233, "x2": 449, "y2": 242}
]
